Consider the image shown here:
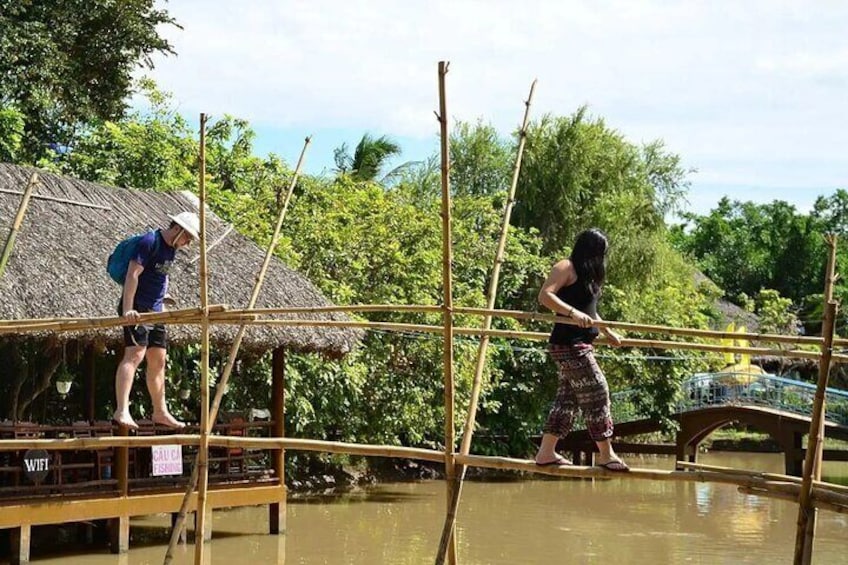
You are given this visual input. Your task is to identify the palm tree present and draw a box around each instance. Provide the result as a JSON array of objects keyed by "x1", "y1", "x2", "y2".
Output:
[{"x1": 334, "y1": 133, "x2": 410, "y2": 183}]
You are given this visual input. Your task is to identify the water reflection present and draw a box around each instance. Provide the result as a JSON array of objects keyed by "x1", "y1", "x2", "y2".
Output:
[{"x1": 27, "y1": 453, "x2": 848, "y2": 564}]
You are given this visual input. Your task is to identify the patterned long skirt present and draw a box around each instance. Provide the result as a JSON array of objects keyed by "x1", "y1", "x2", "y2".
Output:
[{"x1": 543, "y1": 343, "x2": 614, "y2": 442}]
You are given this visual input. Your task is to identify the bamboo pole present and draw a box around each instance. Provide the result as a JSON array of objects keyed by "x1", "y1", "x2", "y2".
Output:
[
  {"x1": 197, "y1": 304, "x2": 823, "y2": 347},
  {"x1": 436, "y1": 79, "x2": 537, "y2": 564},
  {"x1": 740, "y1": 487, "x2": 848, "y2": 515},
  {"x1": 795, "y1": 234, "x2": 839, "y2": 565},
  {"x1": 224, "y1": 318, "x2": 828, "y2": 362},
  {"x1": 0, "y1": 306, "x2": 226, "y2": 334},
  {"x1": 0, "y1": 173, "x2": 39, "y2": 278},
  {"x1": 435, "y1": 60, "x2": 458, "y2": 565},
  {"x1": 164, "y1": 136, "x2": 312, "y2": 564},
  {"x1": 194, "y1": 113, "x2": 211, "y2": 565},
  {"x1": 453, "y1": 307, "x2": 824, "y2": 346},
  {"x1": 0, "y1": 187, "x2": 111, "y2": 210},
  {"x1": 794, "y1": 301, "x2": 837, "y2": 564}
]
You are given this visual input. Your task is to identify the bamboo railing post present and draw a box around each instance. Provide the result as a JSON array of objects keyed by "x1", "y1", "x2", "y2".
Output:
[
  {"x1": 0, "y1": 173, "x2": 39, "y2": 278},
  {"x1": 435, "y1": 60, "x2": 458, "y2": 565},
  {"x1": 164, "y1": 136, "x2": 312, "y2": 564},
  {"x1": 194, "y1": 113, "x2": 212, "y2": 565},
  {"x1": 795, "y1": 234, "x2": 839, "y2": 565},
  {"x1": 436, "y1": 79, "x2": 537, "y2": 564}
]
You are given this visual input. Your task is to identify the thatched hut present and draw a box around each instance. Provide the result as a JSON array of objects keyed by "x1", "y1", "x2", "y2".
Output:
[{"x1": 0, "y1": 163, "x2": 361, "y2": 421}]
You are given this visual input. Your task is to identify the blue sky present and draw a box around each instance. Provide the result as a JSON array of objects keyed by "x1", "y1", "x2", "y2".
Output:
[{"x1": 146, "y1": 0, "x2": 847, "y2": 217}]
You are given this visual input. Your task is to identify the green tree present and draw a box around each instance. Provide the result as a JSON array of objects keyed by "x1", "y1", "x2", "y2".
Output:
[
  {"x1": 450, "y1": 119, "x2": 512, "y2": 197},
  {"x1": 334, "y1": 133, "x2": 408, "y2": 183},
  {"x1": 513, "y1": 107, "x2": 689, "y2": 287},
  {"x1": 0, "y1": 0, "x2": 177, "y2": 161}
]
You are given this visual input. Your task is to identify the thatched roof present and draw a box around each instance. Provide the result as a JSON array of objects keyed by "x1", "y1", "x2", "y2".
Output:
[
  {"x1": 693, "y1": 271, "x2": 760, "y2": 332},
  {"x1": 0, "y1": 163, "x2": 362, "y2": 356}
]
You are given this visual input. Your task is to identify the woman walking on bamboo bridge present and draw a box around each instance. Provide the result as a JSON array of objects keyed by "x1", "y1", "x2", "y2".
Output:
[{"x1": 534, "y1": 228, "x2": 629, "y2": 472}]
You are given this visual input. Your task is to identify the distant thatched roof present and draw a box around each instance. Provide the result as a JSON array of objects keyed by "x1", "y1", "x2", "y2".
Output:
[
  {"x1": 0, "y1": 163, "x2": 362, "y2": 356},
  {"x1": 693, "y1": 271, "x2": 760, "y2": 332}
]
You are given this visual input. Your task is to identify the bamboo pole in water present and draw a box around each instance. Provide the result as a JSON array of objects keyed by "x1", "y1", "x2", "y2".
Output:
[
  {"x1": 164, "y1": 136, "x2": 312, "y2": 564},
  {"x1": 436, "y1": 79, "x2": 537, "y2": 565},
  {"x1": 795, "y1": 234, "x2": 839, "y2": 565},
  {"x1": 0, "y1": 173, "x2": 39, "y2": 278},
  {"x1": 435, "y1": 60, "x2": 458, "y2": 565},
  {"x1": 194, "y1": 113, "x2": 211, "y2": 565}
]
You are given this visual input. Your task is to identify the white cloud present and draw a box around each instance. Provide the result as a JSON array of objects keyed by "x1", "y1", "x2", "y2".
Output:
[{"x1": 147, "y1": 0, "x2": 848, "y2": 199}]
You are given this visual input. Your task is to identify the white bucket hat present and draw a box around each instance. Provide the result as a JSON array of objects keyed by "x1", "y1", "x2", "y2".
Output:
[{"x1": 169, "y1": 211, "x2": 200, "y2": 240}]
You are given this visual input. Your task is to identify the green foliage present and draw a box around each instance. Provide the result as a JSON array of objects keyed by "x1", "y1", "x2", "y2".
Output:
[
  {"x1": 671, "y1": 194, "x2": 848, "y2": 337},
  {"x1": 334, "y1": 133, "x2": 408, "y2": 183},
  {"x1": 0, "y1": 105, "x2": 24, "y2": 162},
  {"x1": 450, "y1": 119, "x2": 512, "y2": 197},
  {"x1": 0, "y1": 0, "x2": 177, "y2": 162},
  {"x1": 43, "y1": 79, "x2": 196, "y2": 190},
  {"x1": 513, "y1": 107, "x2": 689, "y2": 266},
  {"x1": 751, "y1": 289, "x2": 801, "y2": 335}
]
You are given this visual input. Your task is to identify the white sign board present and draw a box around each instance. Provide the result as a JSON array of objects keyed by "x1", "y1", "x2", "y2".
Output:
[{"x1": 151, "y1": 444, "x2": 183, "y2": 476}]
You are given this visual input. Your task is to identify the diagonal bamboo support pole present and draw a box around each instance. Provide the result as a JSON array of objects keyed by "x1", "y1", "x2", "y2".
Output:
[
  {"x1": 193, "y1": 113, "x2": 212, "y2": 565},
  {"x1": 435, "y1": 79, "x2": 537, "y2": 565},
  {"x1": 794, "y1": 234, "x2": 838, "y2": 565},
  {"x1": 0, "y1": 173, "x2": 39, "y2": 278},
  {"x1": 0, "y1": 187, "x2": 110, "y2": 210},
  {"x1": 164, "y1": 135, "x2": 312, "y2": 564},
  {"x1": 435, "y1": 60, "x2": 458, "y2": 565}
]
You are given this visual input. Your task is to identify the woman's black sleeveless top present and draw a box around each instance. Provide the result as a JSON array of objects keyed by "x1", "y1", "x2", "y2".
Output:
[{"x1": 549, "y1": 280, "x2": 600, "y2": 345}]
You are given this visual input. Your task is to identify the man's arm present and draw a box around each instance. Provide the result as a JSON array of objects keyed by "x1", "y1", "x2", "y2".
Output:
[{"x1": 122, "y1": 260, "x2": 144, "y2": 322}]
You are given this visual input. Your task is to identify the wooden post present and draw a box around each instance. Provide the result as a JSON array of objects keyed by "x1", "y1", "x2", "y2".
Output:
[
  {"x1": 9, "y1": 524, "x2": 31, "y2": 565},
  {"x1": 435, "y1": 60, "x2": 457, "y2": 565},
  {"x1": 165, "y1": 135, "x2": 312, "y2": 564},
  {"x1": 795, "y1": 234, "x2": 839, "y2": 564},
  {"x1": 109, "y1": 420, "x2": 130, "y2": 554},
  {"x1": 435, "y1": 79, "x2": 537, "y2": 564},
  {"x1": 194, "y1": 112, "x2": 212, "y2": 565},
  {"x1": 270, "y1": 347, "x2": 286, "y2": 534},
  {"x1": 108, "y1": 516, "x2": 130, "y2": 554},
  {"x1": 0, "y1": 173, "x2": 39, "y2": 279},
  {"x1": 84, "y1": 344, "x2": 96, "y2": 422}
]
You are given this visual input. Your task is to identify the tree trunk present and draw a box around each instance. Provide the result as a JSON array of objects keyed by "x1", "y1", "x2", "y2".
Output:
[{"x1": 17, "y1": 344, "x2": 62, "y2": 421}]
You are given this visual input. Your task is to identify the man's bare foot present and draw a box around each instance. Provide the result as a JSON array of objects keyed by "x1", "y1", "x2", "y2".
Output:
[
  {"x1": 152, "y1": 411, "x2": 186, "y2": 429},
  {"x1": 113, "y1": 411, "x2": 139, "y2": 430}
]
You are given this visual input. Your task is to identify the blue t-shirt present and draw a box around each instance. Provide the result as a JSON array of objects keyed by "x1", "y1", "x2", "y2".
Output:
[{"x1": 130, "y1": 230, "x2": 175, "y2": 312}]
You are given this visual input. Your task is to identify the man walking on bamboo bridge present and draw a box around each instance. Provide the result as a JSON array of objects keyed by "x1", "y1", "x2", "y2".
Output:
[{"x1": 108, "y1": 212, "x2": 199, "y2": 430}]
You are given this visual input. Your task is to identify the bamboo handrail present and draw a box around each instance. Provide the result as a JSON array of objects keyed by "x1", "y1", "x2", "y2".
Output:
[
  {"x1": 0, "y1": 305, "x2": 227, "y2": 334},
  {"x1": 199, "y1": 304, "x2": 824, "y2": 347},
  {"x1": 437, "y1": 78, "x2": 537, "y2": 565},
  {"x1": 221, "y1": 318, "x2": 831, "y2": 362},
  {"x1": 453, "y1": 307, "x2": 824, "y2": 346}
]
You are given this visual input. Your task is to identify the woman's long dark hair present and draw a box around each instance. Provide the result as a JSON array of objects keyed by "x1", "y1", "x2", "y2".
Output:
[{"x1": 569, "y1": 228, "x2": 608, "y2": 296}]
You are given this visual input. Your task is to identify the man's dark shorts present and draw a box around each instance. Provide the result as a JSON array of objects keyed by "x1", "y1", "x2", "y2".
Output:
[{"x1": 117, "y1": 302, "x2": 168, "y2": 349}]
